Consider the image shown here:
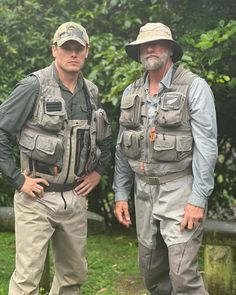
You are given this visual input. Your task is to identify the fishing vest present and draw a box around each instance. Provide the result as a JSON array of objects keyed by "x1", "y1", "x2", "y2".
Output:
[
  {"x1": 119, "y1": 65, "x2": 198, "y2": 177},
  {"x1": 18, "y1": 64, "x2": 110, "y2": 184}
]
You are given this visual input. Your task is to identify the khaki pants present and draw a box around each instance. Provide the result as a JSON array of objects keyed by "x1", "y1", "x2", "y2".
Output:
[
  {"x1": 9, "y1": 190, "x2": 87, "y2": 295},
  {"x1": 135, "y1": 174, "x2": 209, "y2": 295}
]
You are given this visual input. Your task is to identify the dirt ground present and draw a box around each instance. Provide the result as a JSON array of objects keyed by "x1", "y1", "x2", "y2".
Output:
[{"x1": 115, "y1": 275, "x2": 148, "y2": 295}]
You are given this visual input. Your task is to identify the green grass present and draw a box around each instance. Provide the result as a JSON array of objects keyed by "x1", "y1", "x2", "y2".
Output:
[
  {"x1": 0, "y1": 230, "x2": 147, "y2": 295},
  {"x1": 0, "y1": 231, "x2": 235, "y2": 295}
]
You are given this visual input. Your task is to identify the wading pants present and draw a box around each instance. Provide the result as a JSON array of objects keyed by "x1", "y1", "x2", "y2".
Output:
[
  {"x1": 8, "y1": 189, "x2": 87, "y2": 295},
  {"x1": 135, "y1": 174, "x2": 209, "y2": 295}
]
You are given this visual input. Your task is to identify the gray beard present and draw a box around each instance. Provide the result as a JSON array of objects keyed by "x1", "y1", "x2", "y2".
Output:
[{"x1": 140, "y1": 54, "x2": 168, "y2": 71}]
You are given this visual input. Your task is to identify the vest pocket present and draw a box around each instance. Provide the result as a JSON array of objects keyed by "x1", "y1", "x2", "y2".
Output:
[
  {"x1": 37, "y1": 96, "x2": 67, "y2": 131},
  {"x1": 19, "y1": 129, "x2": 64, "y2": 166},
  {"x1": 119, "y1": 94, "x2": 141, "y2": 128},
  {"x1": 95, "y1": 108, "x2": 111, "y2": 141},
  {"x1": 157, "y1": 92, "x2": 185, "y2": 127},
  {"x1": 121, "y1": 130, "x2": 141, "y2": 160},
  {"x1": 151, "y1": 134, "x2": 192, "y2": 162}
]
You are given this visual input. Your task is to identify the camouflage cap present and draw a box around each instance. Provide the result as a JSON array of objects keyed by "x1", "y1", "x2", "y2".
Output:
[
  {"x1": 125, "y1": 22, "x2": 183, "y2": 63},
  {"x1": 53, "y1": 22, "x2": 89, "y2": 47}
]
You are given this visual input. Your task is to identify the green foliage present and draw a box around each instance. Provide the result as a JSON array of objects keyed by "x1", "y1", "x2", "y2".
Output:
[{"x1": 0, "y1": 0, "x2": 235, "y2": 220}]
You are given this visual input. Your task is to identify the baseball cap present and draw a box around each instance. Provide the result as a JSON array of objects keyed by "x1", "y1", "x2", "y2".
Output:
[{"x1": 53, "y1": 21, "x2": 89, "y2": 47}]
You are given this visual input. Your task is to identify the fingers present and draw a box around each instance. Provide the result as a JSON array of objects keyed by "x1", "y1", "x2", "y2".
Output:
[
  {"x1": 114, "y1": 201, "x2": 131, "y2": 227},
  {"x1": 180, "y1": 203, "x2": 204, "y2": 231},
  {"x1": 20, "y1": 175, "x2": 49, "y2": 199}
]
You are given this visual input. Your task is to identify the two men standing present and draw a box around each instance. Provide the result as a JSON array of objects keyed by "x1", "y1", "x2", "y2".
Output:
[{"x1": 0, "y1": 21, "x2": 217, "y2": 295}]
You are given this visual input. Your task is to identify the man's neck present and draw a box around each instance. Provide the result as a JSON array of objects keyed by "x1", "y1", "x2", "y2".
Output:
[
  {"x1": 148, "y1": 61, "x2": 173, "y2": 96},
  {"x1": 56, "y1": 66, "x2": 80, "y2": 93}
]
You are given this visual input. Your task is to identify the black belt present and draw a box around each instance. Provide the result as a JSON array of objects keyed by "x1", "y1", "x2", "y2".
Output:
[{"x1": 43, "y1": 181, "x2": 81, "y2": 193}]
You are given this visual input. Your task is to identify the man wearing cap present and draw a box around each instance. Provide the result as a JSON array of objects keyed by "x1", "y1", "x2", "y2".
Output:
[
  {"x1": 0, "y1": 21, "x2": 111, "y2": 294},
  {"x1": 113, "y1": 23, "x2": 217, "y2": 294}
]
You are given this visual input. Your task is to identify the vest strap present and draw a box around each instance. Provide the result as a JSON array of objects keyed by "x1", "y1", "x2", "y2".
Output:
[{"x1": 136, "y1": 167, "x2": 192, "y2": 185}]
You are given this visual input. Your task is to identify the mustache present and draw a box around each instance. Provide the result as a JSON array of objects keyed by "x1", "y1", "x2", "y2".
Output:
[{"x1": 142, "y1": 55, "x2": 159, "y2": 59}]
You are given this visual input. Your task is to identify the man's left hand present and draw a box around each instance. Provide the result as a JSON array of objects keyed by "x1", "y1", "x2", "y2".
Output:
[
  {"x1": 74, "y1": 171, "x2": 101, "y2": 197},
  {"x1": 180, "y1": 203, "x2": 204, "y2": 231}
]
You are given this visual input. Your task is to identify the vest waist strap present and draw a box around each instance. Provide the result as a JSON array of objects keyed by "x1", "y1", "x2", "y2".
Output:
[{"x1": 136, "y1": 167, "x2": 192, "y2": 185}]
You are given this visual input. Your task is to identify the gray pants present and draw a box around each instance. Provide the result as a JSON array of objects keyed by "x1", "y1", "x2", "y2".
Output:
[
  {"x1": 135, "y1": 174, "x2": 209, "y2": 295},
  {"x1": 9, "y1": 190, "x2": 87, "y2": 295}
]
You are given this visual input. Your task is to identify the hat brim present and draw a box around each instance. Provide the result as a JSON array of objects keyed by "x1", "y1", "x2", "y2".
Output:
[
  {"x1": 57, "y1": 36, "x2": 86, "y2": 47},
  {"x1": 125, "y1": 39, "x2": 183, "y2": 63}
]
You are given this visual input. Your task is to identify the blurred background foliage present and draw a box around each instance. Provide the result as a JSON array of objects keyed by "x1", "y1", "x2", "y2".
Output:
[{"x1": 0, "y1": 0, "x2": 235, "y2": 224}]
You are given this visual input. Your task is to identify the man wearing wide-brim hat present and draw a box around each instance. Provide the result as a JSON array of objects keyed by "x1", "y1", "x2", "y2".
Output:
[{"x1": 113, "y1": 22, "x2": 217, "y2": 294}]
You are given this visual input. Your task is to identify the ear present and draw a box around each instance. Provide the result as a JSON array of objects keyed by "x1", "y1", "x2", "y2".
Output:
[
  {"x1": 51, "y1": 44, "x2": 57, "y2": 58},
  {"x1": 85, "y1": 47, "x2": 89, "y2": 58}
]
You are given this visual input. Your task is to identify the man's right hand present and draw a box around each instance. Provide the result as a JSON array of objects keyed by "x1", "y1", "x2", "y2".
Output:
[
  {"x1": 20, "y1": 172, "x2": 49, "y2": 198},
  {"x1": 114, "y1": 201, "x2": 132, "y2": 227}
]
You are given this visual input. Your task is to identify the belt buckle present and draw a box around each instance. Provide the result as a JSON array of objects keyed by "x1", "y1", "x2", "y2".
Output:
[{"x1": 148, "y1": 176, "x2": 160, "y2": 185}]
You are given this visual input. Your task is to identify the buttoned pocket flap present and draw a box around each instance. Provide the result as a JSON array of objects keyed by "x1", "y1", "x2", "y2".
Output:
[
  {"x1": 19, "y1": 130, "x2": 37, "y2": 150},
  {"x1": 120, "y1": 94, "x2": 138, "y2": 109},
  {"x1": 154, "y1": 135, "x2": 175, "y2": 151}
]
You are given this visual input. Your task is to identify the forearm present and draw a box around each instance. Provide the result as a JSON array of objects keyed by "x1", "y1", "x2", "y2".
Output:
[
  {"x1": 113, "y1": 145, "x2": 134, "y2": 202},
  {"x1": 0, "y1": 130, "x2": 24, "y2": 189},
  {"x1": 95, "y1": 135, "x2": 112, "y2": 176}
]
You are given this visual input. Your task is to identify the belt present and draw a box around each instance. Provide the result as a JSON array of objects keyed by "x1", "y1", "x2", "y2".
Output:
[
  {"x1": 137, "y1": 167, "x2": 192, "y2": 185},
  {"x1": 43, "y1": 181, "x2": 81, "y2": 193}
]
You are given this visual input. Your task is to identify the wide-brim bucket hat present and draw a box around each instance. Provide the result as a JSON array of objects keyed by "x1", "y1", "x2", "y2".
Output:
[{"x1": 125, "y1": 23, "x2": 183, "y2": 63}]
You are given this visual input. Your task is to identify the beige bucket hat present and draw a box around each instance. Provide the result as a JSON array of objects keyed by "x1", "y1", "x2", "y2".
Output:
[
  {"x1": 53, "y1": 21, "x2": 89, "y2": 47},
  {"x1": 125, "y1": 22, "x2": 183, "y2": 63}
]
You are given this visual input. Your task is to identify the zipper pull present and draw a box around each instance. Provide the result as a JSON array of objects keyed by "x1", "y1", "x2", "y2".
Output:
[{"x1": 149, "y1": 127, "x2": 157, "y2": 142}]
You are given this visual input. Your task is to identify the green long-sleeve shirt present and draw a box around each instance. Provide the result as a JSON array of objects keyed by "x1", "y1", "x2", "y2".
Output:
[{"x1": 0, "y1": 73, "x2": 111, "y2": 190}]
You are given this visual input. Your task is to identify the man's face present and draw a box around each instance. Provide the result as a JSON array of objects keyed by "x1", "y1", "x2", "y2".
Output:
[
  {"x1": 52, "y1": 40, "x2": 88, "y2": 74},
  {"x1": 140, "y1": 40, "x2": 172, "y2": 71}
]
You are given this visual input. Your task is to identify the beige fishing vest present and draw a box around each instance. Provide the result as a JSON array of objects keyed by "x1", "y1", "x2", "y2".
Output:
[
  {"x1": 18, "y1": 65, "x2": 110, "y2": 184},
  {"x1": 119, "y1": 65, "x2": 198, "y2": 177}
]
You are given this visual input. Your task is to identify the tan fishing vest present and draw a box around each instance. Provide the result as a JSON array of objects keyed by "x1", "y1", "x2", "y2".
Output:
[
  {"x1": 18, "y1": 64, "x2": 110, "y2": 184},
  {"x1": 119, "y1": 65, "x2": 198, "y2": 177}
]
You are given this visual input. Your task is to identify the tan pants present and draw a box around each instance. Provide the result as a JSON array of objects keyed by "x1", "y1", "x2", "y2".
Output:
[
  {"x1": 135, "y1": 174, "x2": 209, "y2": 295},
  {"x1": 9, "y1": 190, "x2": 87, "y2": 295}
]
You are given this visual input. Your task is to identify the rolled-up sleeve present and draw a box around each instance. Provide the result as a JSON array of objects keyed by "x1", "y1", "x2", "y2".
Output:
[{"x1": 188, "y1": 77, "x2": 218, "y2": 208}]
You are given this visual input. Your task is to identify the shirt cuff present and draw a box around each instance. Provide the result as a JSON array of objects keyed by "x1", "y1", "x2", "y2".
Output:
[
  {"x1": 14, "y1": 173, "x2": 25, "y2": 191},
  {"x1": 115, "y1": 191, "x2": 129, "y2": 202},
  {"x1": 188, "y1": 193, "x2": 208, "y2": 208}
]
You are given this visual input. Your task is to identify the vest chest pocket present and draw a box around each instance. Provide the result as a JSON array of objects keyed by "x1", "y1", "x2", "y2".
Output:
[
  {"x1": 37, "y1": 96, "x2": 67, "y2": 131},
  {"x1": 19, "y1": 128, "x2": 64, "y2": 166},
  {"x1": 95, "y1": 108, "x2": 111, "y2": 141},
  {"x1": 119, "y1": 94, "x2": 141, "y2": 128},
  {"x1": 157, "y1": 92, "x2": 185, "y2": 127},
  {"x1": 151, "y1": 134, "x2": 193, "y2": 162},
  {"x1": 121, "y1": 130, "x2": 141, "y2": 160}
]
